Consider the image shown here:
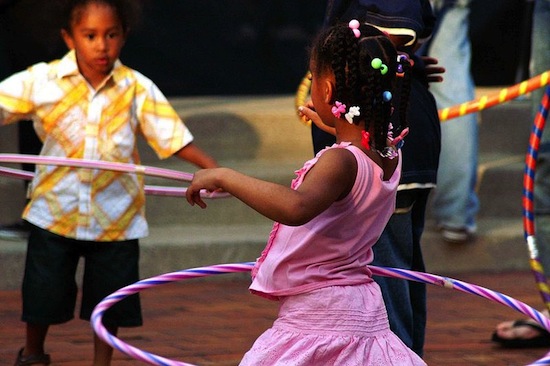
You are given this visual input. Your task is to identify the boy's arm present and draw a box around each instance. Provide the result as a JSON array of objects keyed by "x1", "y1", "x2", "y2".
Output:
[
  {"x1": 173, "y1": 143, "x2": 218, "y2": 169},
  {"x1": 0, "y1": 67, "x2": 37, "y2": 126}
]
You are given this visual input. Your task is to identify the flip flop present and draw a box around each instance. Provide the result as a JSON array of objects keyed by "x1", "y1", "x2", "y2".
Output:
[
  {"x1": 491, "y1": 320, "x2": 550, "y2": 348},
  {"x1": 13, "y1": 348, "x2": 51, "y2": 366}
]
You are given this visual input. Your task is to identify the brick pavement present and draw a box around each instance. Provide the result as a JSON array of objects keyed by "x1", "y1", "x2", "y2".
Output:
[{"x1": 0, "y1": 270, "x2": 549, "y2": 365}]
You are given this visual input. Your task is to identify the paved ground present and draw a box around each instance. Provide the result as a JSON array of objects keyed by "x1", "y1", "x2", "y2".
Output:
[{"x1": 1, "y1": 270, "x2": 549, "y2": 365}]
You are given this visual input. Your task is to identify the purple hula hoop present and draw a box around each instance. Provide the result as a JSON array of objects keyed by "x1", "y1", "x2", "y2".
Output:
[
  {"x1": 91, "y1": 263, "x2": 550, "y2": 366},
  {"x1": 90, "y1": 87, "x2": 550, "y2": 365}
]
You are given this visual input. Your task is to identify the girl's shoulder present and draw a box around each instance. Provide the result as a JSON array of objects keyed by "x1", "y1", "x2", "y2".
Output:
[
  {"x1": 315, "y1": 142, "x2": 358, "y2": 166},
  {"x1": 338, "y1": 143, "x2": 400, "y2": 182},
  {"x1": 314, "y1": 144, "x2": 359, "y2": 180}
]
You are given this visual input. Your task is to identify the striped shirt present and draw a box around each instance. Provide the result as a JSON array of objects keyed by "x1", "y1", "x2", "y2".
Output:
[{"x1": 0, "y1": 50, "x2": 193, "y2": 241}]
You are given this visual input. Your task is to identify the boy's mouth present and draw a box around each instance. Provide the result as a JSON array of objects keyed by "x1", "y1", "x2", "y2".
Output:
[{"x1": 96, "y1": 57, "x2": 109, "y2": 66}]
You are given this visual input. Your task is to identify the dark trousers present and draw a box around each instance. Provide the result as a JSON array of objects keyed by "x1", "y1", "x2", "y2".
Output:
[{"x1": 372, "y1": 188, "x2": 431, "y2": 357}]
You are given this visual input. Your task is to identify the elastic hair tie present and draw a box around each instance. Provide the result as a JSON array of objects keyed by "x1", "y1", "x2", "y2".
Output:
[
  {"x1": 391, "y1": 127, "x2": 409, "y2": 148},
  {"x1": 397, "y1": 64, "x2": 404, "y2": 76},
  {"x1": 349, "y1": 19, "x2": 361, "y2": 38},
  {"x1": 345, "y1": 106, "x2": 360, "y2": 124},
  {"x1": 396, "y1": 54, "x2": 409, "y2": 76},
  {"x1": 361, "y1": 130, "x2": 371, "y2": 150},
  {"x1": 331, "y1": 101, "x2": 347, "y2": 118},
  {"x1": 371, "y1": 57, "x2": 388, "y2": 75}
]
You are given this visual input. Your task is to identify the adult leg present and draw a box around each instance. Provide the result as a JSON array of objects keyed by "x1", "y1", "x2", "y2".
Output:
[
  {"x1": 373, "y1": 216, "x2": 414, "y2": 349},
  {"x1": 372, "y1": 189, "x2": 428, "y2": 357},
  {"x1": 428, "y1": 2, "x2": 479, "y2": 241},
  {"x1": 409, "y1": 189, "x2": 430, "y2": 355}
]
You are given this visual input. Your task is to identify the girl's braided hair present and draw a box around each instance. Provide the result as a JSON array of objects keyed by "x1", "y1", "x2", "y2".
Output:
[{"x1": 311, "y1": 22, "x2": 412, "y2": 153}]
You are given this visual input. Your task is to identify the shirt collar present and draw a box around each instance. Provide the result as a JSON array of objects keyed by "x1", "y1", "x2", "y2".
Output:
[{"x1": 57, "y1": 50, "x2": 124, "y2": 84}]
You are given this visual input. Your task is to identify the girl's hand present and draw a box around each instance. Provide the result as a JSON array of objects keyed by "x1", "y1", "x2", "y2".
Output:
[
  {"x1": 298, "y1": 100, "x2": 318, "y2": 125},
  {"x1": 186, "y1": 168, "x2": 225, "y2": 209},
  {"x1": 298, "y1": 102, "x2": 336, "y2": 136}
]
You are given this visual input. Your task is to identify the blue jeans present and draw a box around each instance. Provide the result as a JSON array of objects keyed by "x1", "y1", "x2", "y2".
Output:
[
  {"x1": 532, "y1": 0, "x2": 550, "y2": 270},
  {"x1": 428, "y1": 2, "x2": 479, "y2": 232},
  {"x1": 372, "y1": 188, "x2": 431, "y2": 357}
]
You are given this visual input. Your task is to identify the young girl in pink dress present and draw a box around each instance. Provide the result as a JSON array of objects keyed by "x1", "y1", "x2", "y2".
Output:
[{"x1": 186, "y1": 20, "x2": 425, "y2": 365}]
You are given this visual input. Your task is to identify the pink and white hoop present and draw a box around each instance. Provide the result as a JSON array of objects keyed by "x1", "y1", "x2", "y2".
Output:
[
  {"x1": 0, "y1": 154, "x2": 230, "y2": 199},
  {"x1": 91, "y1": 263, "x2": 550, "y2": 366}
]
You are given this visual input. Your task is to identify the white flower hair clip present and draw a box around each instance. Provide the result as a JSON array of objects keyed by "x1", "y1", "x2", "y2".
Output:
[{"x1": 345, "y1": 106, "x2": 360, "y2": 124}]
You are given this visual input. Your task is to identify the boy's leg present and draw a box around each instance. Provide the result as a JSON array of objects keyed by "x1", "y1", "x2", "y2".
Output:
[
  {"x1": 93, "y1": 325, "x2": 117, "y2": 366},
  {"x1": 81, "y1": 240, "x2": 142, "y2": 365},
  {"x1": 19, "y1": 225, "x2": 80, "y2": 363},
  {"x1": 23, "y1": 323, "x2": 49, "y2": 355}
]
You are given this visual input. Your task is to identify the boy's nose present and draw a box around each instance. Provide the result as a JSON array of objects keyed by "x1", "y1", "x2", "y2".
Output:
[{"x1": 96, "y1": 37, "x2": 108, "y2": 50}]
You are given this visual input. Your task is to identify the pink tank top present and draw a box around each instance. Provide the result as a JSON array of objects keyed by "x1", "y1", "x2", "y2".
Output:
[{"x1": 250, "y1": 142, "x2": 401, "y2": 300}]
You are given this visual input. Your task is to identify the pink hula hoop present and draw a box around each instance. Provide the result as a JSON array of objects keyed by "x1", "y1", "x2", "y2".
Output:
[
  {"x1": 91, "y1": 263, "x2": 550, "y2": 366},
  {"x1": 0, "y1": 154, "x2": 230, "y2": 199}
]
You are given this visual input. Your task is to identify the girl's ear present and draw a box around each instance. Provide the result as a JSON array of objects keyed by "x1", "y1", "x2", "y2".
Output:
[
  {"x1": 323, "y1": 79, "x2": 335, "y2": 104},
  {"x1": 61, "y1": 29, "x2": 74, "y2": 50}
]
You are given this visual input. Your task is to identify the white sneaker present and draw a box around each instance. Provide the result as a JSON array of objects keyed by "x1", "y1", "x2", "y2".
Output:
[{"x1": 439, "y1": 227, "x2": 474, "y2": 244}]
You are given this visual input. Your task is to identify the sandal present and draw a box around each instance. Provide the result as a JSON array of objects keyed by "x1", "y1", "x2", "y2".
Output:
[
  {"x1": 13, "y1": 348, "x2": 51, "y2": 366},
  {"x1": 492, "y1": 320, "x2": 550, "y2": 348}
]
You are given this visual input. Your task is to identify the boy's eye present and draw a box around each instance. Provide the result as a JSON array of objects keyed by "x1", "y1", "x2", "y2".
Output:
[{"x1": 85, "y1": 34, "x2": 95, "y2": 40}]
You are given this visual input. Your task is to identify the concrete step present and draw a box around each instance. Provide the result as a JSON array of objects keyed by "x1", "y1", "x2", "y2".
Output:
[
  {"x1": 0, "y1": 218, "x2": 529, "y2": 290},
  {"x1": 0, "y1": 92, "x2": 541, "y2": 290}
]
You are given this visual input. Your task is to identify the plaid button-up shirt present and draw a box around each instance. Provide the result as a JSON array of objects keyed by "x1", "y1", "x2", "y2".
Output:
[{"x1": 0, "y1": 51, "x2": 192, "y2": 241}]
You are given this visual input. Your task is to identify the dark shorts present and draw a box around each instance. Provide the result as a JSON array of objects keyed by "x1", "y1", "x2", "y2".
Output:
[{"x1": 22, "y1": 224, "x2": 142, "y2": 327}]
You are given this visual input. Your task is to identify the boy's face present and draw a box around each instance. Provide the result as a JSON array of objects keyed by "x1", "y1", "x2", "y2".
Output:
[{"x1": 62, "y1": 3, "x2": 126, "y2": 88}]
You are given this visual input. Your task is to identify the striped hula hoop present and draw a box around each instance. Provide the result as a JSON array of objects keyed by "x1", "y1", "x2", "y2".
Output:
[
  {"x1": 523, "y1": 86, "x2": 550, "y2": 312},
  {"x1": 91, "y1": 262, "x2": 550, "y2": 366},
  {"x1": 294, "y1": 70, "x2": 550, "y2": 124}
]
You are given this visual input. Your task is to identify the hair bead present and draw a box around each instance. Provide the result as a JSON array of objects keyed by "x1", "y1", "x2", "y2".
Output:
[
  {"x1": 348, "y1": 19, "x2": 361, "y2": 38},
  {"x1": 371, "y1": 58, "x2": 388, "y2": 75}
]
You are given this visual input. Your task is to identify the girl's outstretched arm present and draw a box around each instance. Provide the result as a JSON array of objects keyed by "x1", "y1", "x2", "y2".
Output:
[{"x1": 186, "y1": 148, "x2": 356, "y2": 226}]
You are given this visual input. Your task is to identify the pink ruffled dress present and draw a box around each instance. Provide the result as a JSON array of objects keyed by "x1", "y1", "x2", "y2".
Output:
[{"x1": 240, "y1": 143, "x2": 426, "y2": 366}]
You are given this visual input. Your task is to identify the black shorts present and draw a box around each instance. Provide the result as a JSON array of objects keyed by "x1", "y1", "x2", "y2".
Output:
[{"x1": 21, "y1": 224, "x2": 142, "y2": 327}]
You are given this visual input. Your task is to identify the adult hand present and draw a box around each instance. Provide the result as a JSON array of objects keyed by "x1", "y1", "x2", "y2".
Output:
[{"x1": 422, "y1": 56, "x2": 445, "y2": 83}]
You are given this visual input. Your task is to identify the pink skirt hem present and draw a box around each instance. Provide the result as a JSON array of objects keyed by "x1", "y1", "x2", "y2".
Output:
[{"x1": 240, "y1": 283, "x2": 426, "y2": 366}]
